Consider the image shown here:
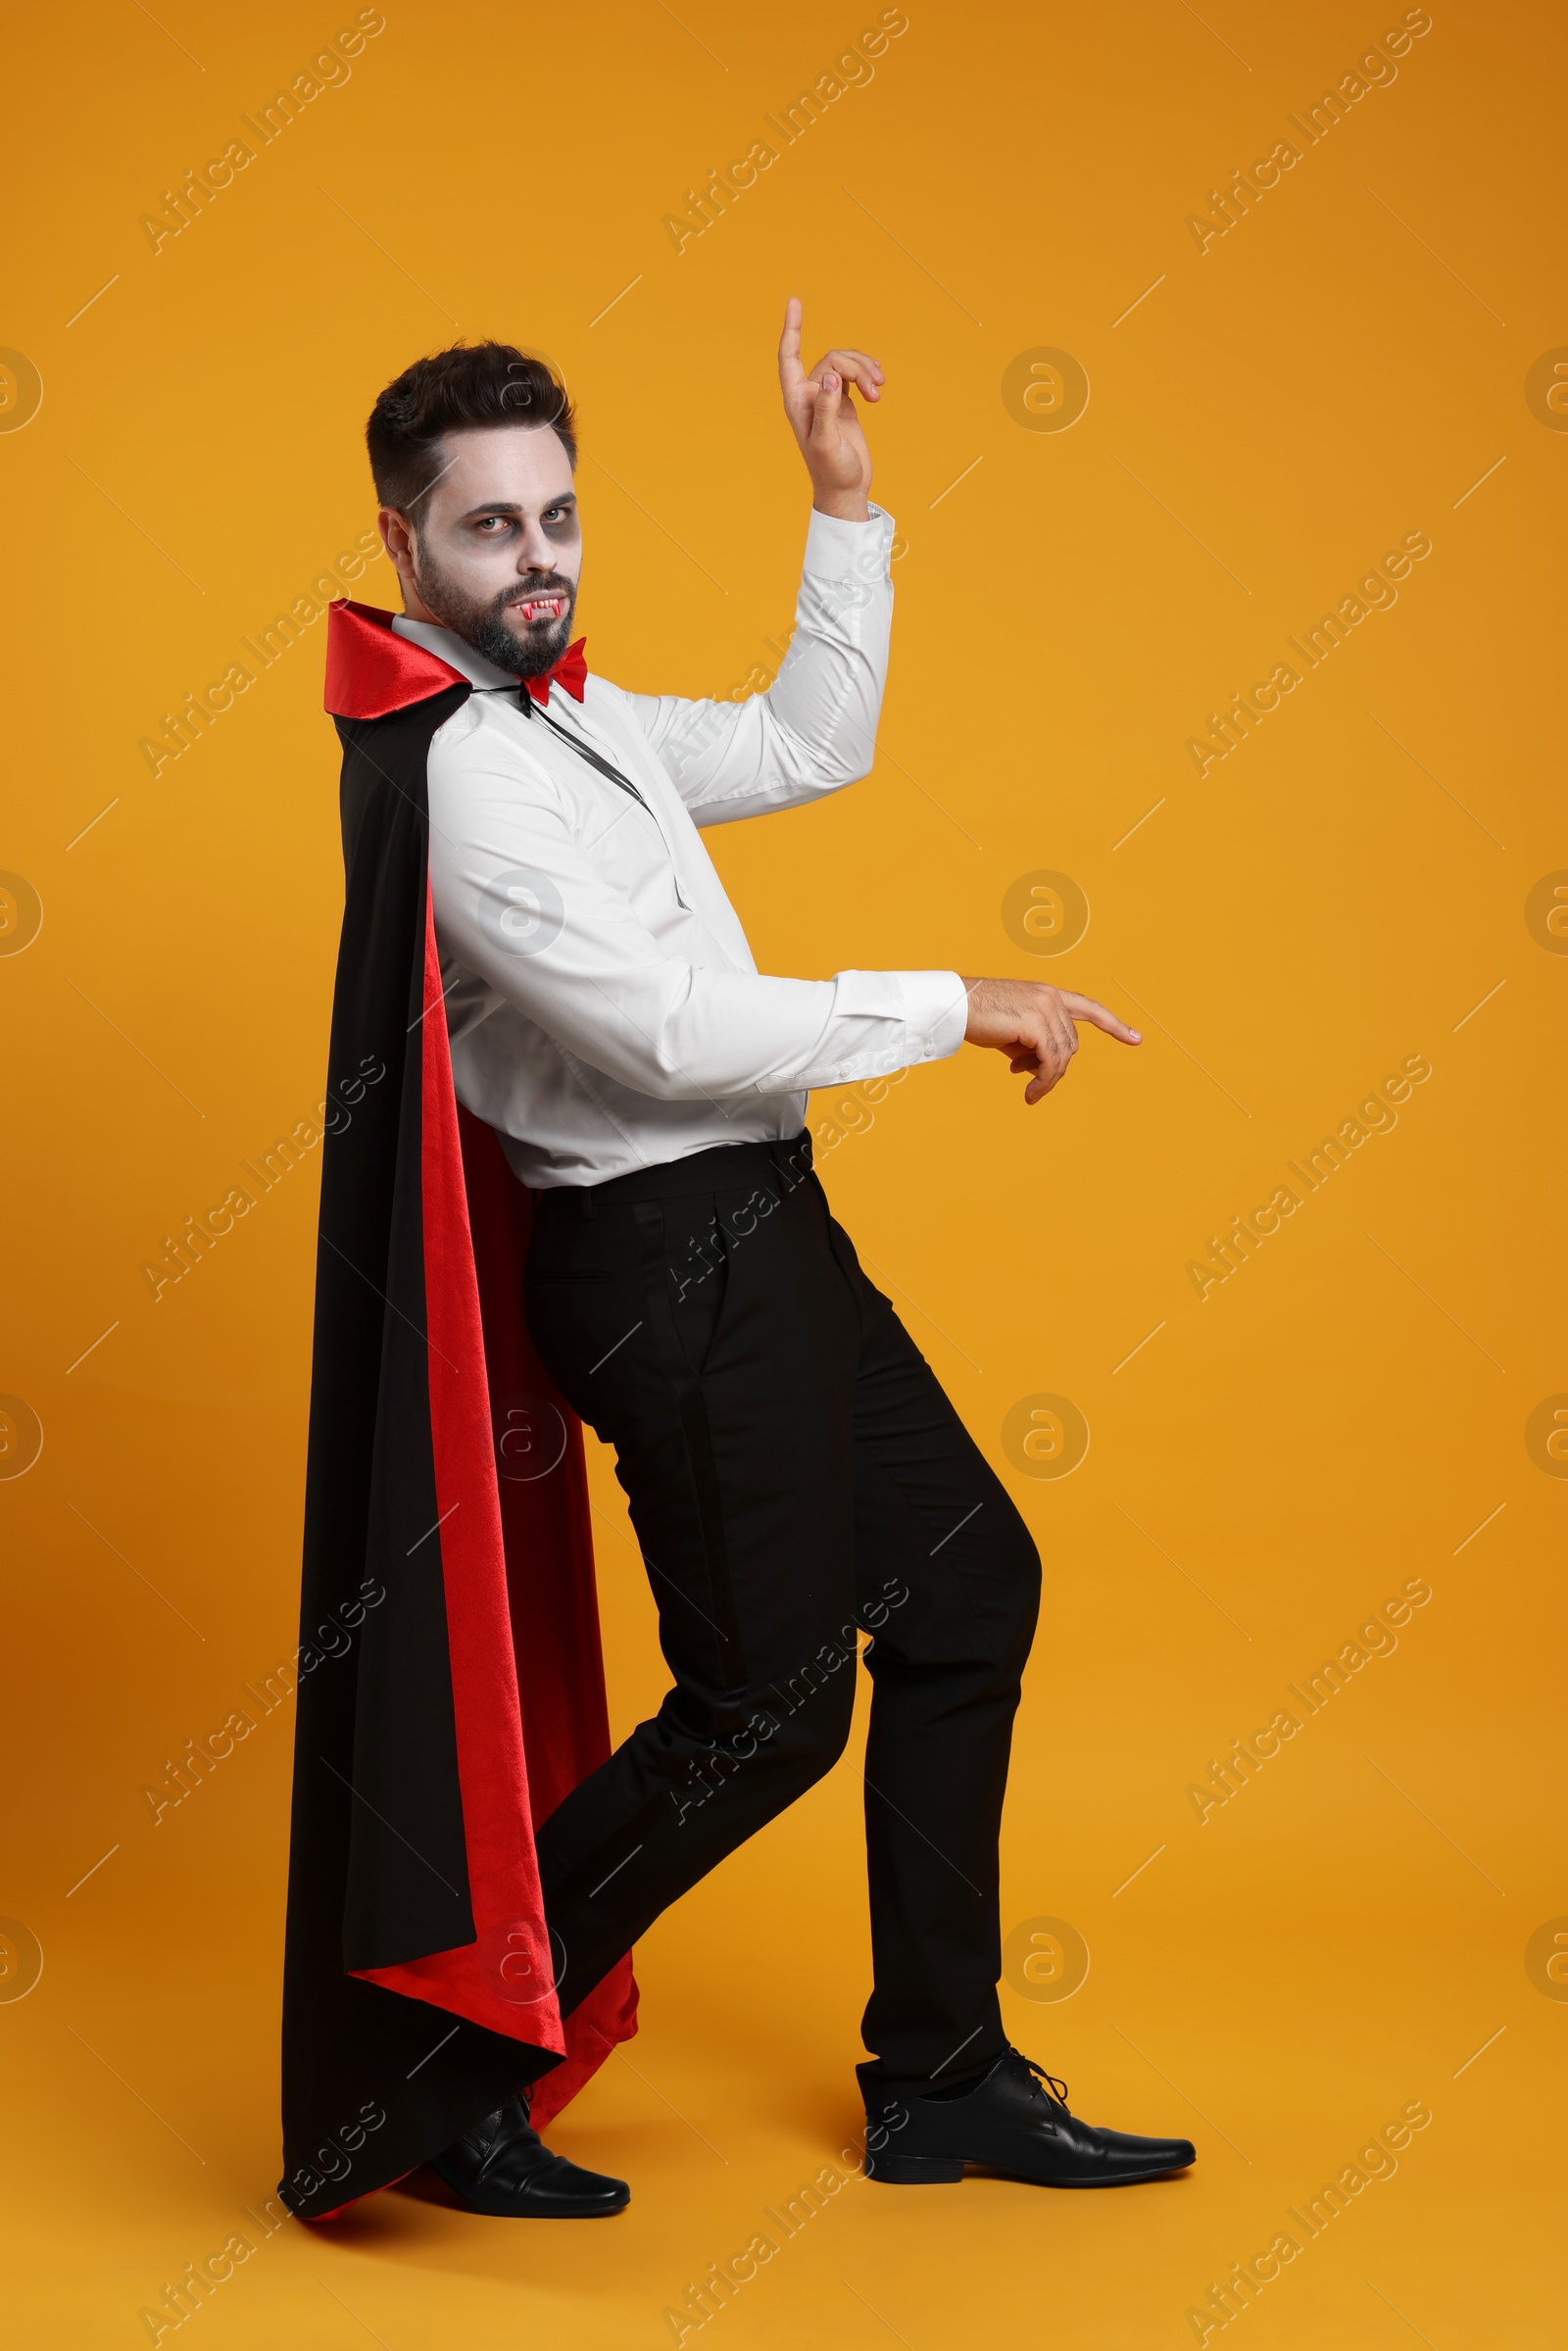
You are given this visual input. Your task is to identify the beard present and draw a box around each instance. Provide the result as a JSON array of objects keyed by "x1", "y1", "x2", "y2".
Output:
[{"x1": 412, "y1": 544, "x2": 578, "y2": 679}]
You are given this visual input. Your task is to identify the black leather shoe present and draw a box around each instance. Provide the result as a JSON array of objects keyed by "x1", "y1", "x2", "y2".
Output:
[
  {"x1": 427, "y1": 2092, "x2": 629, "y2": 2217},
  {"x1": 862, "y1": 2048, "x2": 1196, "y2": 2187}
]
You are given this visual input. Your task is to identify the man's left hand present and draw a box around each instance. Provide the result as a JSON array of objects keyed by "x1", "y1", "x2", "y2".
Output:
[{"x1": 778, "y1": 296, "x2": 883, "y2": 521}]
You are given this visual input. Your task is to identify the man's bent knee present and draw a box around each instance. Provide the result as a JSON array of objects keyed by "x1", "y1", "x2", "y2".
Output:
[
  {"x1": 755, "y1": 1668, "x2": 857, "y2": 1804},
  {"x1": 663, "y1": 1674, "x2": 854, "y2": 1835}
]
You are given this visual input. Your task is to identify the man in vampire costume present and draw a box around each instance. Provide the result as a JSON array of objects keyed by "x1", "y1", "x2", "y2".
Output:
[{"x1": 279, "y1": 303, "x2": 1196, "y2": 2223}]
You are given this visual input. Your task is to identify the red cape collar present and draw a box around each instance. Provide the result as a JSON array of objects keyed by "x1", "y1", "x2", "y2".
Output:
[
  {"x1": 324, "y1": 599, "x2": 471, "y2": 720},
  {"x1": 324, "y1": 599, "x2": 589, "y2": 721}
]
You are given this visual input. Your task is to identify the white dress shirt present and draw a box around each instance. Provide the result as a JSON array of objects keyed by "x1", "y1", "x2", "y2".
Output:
[{"x1": 399, "y1": 502, "x2": 967, "y2": 1189}]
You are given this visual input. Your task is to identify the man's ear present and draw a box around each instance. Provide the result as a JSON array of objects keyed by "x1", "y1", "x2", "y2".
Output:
[
  {"x1": 379, "y1": 507, "x2": 415, "y2": 575},
  {"x1": 379, "y1": 509, "x2": 422, "y2": 609}
]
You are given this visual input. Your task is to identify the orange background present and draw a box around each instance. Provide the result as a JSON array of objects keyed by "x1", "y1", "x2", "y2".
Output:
[{"x1": 3, "y1": 0, "x2": 1563, "y2": 2342}]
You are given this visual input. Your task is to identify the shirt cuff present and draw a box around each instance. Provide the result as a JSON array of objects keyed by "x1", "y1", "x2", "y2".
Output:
[
  {"x1": 830, "y1": 967, "x2": 968, "y2": 1068},
  {"x1": 895, "y1": 969, "x2": 968, "y2": 1061},
  {"x1": 803, "y1": 501, "x2": 896, "y2": 582}
]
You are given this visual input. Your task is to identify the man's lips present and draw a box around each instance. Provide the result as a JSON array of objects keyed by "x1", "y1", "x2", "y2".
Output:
[{"x1": 508, "y1": 594, "x2": 567, "y2": 625}]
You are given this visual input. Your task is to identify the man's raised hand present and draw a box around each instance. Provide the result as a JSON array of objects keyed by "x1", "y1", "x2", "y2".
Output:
[
  {"x1": 777, "y1": 296, "x2": 883, "y2": 521},
  {"x1": 959, "y1": 977, "x2": 1142, "y2": 1105}
]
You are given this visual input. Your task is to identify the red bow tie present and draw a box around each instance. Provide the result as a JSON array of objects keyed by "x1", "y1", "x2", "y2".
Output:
[{"x1": 522, "y1": 638, "x2": 588, "y2": 706}]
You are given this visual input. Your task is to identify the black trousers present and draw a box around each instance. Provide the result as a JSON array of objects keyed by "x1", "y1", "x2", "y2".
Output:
[{"x1": 523, "y1": 1133, "x2": 1042, "y2": 2094}]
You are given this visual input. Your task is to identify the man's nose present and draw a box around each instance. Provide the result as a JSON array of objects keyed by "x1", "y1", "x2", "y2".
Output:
[{"x1": 516, "y1": 520, "x2": 557, "y2": 567}]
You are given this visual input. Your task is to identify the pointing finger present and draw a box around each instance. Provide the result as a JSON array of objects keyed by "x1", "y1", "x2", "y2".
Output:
[
  {"x1": 778, "y1": 297, "x2": 805, "y2": 388},
  {"x1": 1058, "y1": 993, "x2": 1142, "y2": 1045}
]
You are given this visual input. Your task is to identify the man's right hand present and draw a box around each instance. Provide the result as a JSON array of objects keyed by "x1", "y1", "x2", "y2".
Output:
[
  {"x1": 777, "y1": 297, "x2": 882, "y2": 522},
  {"x1": 958, "y1": 977, "x2": 1142, "y2": 1105}
]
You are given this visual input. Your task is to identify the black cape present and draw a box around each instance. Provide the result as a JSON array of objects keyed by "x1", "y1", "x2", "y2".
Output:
[{"x1": 278, "y1": 600, "x2": 636, "y2": 2221}]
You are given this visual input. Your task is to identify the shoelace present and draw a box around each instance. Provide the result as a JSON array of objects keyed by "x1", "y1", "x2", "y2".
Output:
[{"x1": 1013, "y1": 2051, "x2": 1071, "y2": 2112}]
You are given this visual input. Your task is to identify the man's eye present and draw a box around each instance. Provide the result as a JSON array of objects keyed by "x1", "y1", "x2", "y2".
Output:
[{"x1": 476, "y1": 515, "x2": 510, "y2": 532}]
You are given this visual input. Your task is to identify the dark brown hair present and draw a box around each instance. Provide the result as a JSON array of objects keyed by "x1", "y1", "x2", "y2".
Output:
[{"x1": 366, "y1": 341, "x2": 576, "y2": 517}]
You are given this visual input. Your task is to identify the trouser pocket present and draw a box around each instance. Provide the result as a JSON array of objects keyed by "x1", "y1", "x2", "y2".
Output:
[
  {"x1": 632, "y1": 1200, "x2": 746, "y2": 1690},
  {"x1": 659, "y1": 1200, "x2": 730, "y2": 1376}
]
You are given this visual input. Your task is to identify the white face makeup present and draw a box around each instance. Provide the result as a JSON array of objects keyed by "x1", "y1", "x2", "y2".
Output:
[{"x1": 380, "y1": 424, "x2": 582, "y2": 675}]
